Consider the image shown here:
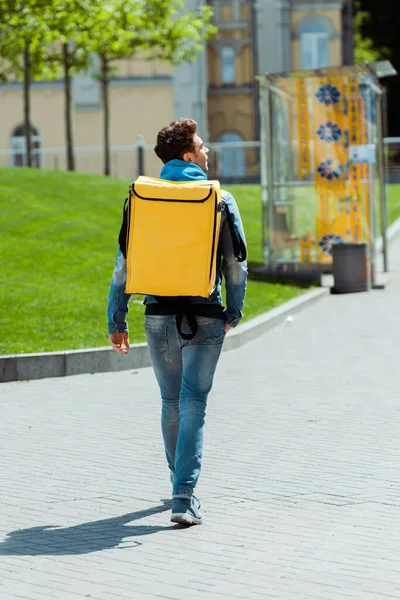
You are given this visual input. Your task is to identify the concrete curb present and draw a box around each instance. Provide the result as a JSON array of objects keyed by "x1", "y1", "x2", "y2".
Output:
[
  {"x1": 2, "y1": 215, "x2": 400, "y2": 384},
  {"x1": 0, "y1": 343, "x2": 150, "y2": 383},
  {"x1": 0, "y1": 288, "x2": 328, "y2": 383}
]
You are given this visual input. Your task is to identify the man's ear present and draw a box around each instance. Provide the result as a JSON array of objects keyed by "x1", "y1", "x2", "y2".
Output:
[{"x1": 182, "y1": 152, "x2": 193, "y2": 162}]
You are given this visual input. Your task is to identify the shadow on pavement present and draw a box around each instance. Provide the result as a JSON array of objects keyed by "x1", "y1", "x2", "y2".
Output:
[{"x1": 0, "y1": 499, "x2": 177, "y2": 555}]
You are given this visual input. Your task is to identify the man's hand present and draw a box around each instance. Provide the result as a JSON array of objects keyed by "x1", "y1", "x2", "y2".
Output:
[
  {"x1": 223, "y1": 322, "x2": 232, "y2": 334},
  {"x1": 109, "y1": 332, "x2": 130, "y2": 354}
]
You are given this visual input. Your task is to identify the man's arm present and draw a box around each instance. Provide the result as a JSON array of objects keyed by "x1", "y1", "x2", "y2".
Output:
[
  {"x1": 220, "y1": 191, "x2": 248, "y2": 329},
  {"x1": 107, "y1": 249, "x2": 131, "y2": 353}
]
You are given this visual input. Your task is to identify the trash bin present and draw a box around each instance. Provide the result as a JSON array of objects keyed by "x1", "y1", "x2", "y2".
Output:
[{"x1": 331, "y1": 242, "x2": 370, "y2": 294}]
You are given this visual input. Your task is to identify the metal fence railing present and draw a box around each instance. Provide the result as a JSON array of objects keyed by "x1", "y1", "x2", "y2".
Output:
[
  {"x1": 0, "y1": 141, "x2": 262, "y2": 183},
  {"x1": 1, "y1": 138, "x2": 400, "y2": 185}
]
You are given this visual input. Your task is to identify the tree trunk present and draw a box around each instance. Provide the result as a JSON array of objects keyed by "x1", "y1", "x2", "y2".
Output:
[
  {"x1": 100, "y1": 54, "x2": 110, "y2": 176},
  {"x1": 63, "y1": 43, "x2": 75, "y2": 171},
  {"x1": 23, "y1": 42, "x2": 32, "y2": 168}
]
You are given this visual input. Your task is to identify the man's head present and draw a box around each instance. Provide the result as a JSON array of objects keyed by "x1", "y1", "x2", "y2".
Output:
[{"x1": 154, "y1": 118, "x2": 209, "y2": 173}]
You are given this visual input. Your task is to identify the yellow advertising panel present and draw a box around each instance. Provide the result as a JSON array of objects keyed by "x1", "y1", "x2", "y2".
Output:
[
  {"x1": 297, "y1": 78, "x2": 310, "y2": 179},
  {"x1": 296, "y1": 73, "x2": 369, "y2": 265}
]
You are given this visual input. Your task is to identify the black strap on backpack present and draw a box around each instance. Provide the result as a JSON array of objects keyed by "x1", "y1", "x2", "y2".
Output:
[
  {"x1": 175, "y1": 312, "x2": 199, "y2": 341},
  {"x1": 146, "y1": 300, "x2": 224, "y2": 341},
  {"x1": 118, "y1": 197, "x2": 129, "y2": 258},
  {"x1": 223, "y1": 202, "x2": 247, "y2": 263}
]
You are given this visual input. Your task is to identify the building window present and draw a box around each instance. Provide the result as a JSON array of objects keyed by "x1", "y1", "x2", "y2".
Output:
[
  {"x1": 220, "y1": 3, "x2": 233, "y2": 21},
  {"x1": 301, "y1": 32, "x2": 329, "y2": 70},
  {"x1": 10, "y1": 124, "x2": 42, "y2": 168},
  {"x1": 221, "y1": 47, "x2": 235, "y2": 84},
  {"x1": 218, "y1": 132, "x2": 245, "y2": 177},
  {"x1": 73, "y1": 53, "x2": 100, "y2": 110},
  {"x1": 297, "y1": 16, "x2": 332, "y2": 70}
]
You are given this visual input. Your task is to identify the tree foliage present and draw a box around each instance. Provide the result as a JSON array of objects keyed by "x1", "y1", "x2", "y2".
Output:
[
  {"x1": 0, "y1": 0, "x2": 60, "y2": 165},
  {"x1": 45, "y1": 0, "x2": 96, "y2": 170},
  {"x1": 354, "y1": 7, "x2": 386, "y2": 65},
  {"x1": 87, "y1": 0, "x2": 216, "y2": 175},
  {"x1": 0, "y1": 0, "x2": 60, "y2": 79},
  {"x1": 0, "y1": 0, "x2": 216, "y2": 172}
]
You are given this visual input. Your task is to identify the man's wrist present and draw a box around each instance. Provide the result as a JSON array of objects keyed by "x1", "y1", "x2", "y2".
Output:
[
  {"x1": 108, "y1": 323, "x2": 129, "y2": 335},
  {"x1": 223, "y1": 313, "x2": 241, "y2": 328},
  {"x1": 226, "y1": 320, "x2": 240, "y2": 329}
]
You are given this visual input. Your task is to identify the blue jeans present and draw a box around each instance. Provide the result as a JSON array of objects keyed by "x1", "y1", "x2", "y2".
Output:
[{"x1": 145, "y1": 315, "x2": 225, "y2": 497}]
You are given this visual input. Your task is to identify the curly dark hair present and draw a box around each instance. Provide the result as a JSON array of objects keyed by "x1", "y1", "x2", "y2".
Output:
[{"x1": 154, "y1": 118, "x2": 197, "y2": 164}]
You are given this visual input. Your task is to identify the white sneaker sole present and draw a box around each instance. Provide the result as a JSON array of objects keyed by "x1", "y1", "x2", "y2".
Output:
[{"x1": 170, "y1": 512, "x2": 203, "y2": 526}]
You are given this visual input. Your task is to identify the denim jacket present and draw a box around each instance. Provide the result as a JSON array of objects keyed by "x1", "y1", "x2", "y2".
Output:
[{"x1": 107, "y1": 162, "x2": 248, "y2": 334}]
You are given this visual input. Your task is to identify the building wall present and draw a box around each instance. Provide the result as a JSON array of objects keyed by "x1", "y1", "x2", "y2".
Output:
[
  {"x1": 207, "y1": 0, "x2": 345, "y2": 148},
  {"x1": 291, "y1": 8, "x2": 343, "y2": 70},
  {"x1": 113, "y1": 55, "x2": 172, "y2": 78},
  {"x1": 0, "y1": 0, "x2": 348, "y2": 180},
  {"x1": 207, "y1": 43, "x2": 253, "y2": 88},
  {"x1": 173, "y1": 51, "x2": 208, "y2": 138},
  {"x1": 172, "y1": 0, "x2": 209, "y2": 138},
  {"x1": 208, "y1": 93, "x2": 253, "y2": 141},
  {"x1": 256, "y1": 0, "x2": 292, "y2": 76},
  {"x1": 0, "y1": 78, "x2": 173, "y2": 178},
  {"x1": 207, "y1": 0, "x2": 254, "y2": 143}
]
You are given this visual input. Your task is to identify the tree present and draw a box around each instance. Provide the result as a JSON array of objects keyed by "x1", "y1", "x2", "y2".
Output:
[
  {"x1": 87, "y1": 0, "x2": 137, "y2": 176},
  {"x1": 89, "y1": 0, "x2": 216, "y2": 176},
  {"x1": 354, "y1": 7, "x2": 385, "y2": 65},
  {"x1": 139, "y1": 0, "x2": 216, "y2": 65},
  {"x1": 46, "y1": 1, "x2": 94, "y2": 171},
  {"x1": 0, "y1": 0, "x2": 57, "y2": 167},
  {"x1": 356, "y1": 0, "x2": 400, "y2": 135},
  {"x1": 1, "y1": 0, "x2": 216, "y2": 174}
]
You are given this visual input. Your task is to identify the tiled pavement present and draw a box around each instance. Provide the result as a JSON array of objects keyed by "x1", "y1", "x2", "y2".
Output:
[{"x1": 1, "y1": 244, "x2": 400, "y2": 600}]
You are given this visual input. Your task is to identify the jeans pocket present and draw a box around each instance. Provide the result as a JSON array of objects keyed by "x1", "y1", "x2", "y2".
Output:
[
  {"x1": 191, "y1": 318, "x2": 225, "y2": 346},
  {"x1": 145, "y1": 319, "x2": 168, "y2": 354}
]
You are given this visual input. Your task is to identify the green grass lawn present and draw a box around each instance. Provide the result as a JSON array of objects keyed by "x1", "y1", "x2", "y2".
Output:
[{"x1": 1, "y1": 168, "x2": 399, "y2": 355}]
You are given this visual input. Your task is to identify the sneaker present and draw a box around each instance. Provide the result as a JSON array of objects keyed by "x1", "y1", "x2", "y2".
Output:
[{"x1": 171, "y1": 495, "x2": 203, "y2": 526}]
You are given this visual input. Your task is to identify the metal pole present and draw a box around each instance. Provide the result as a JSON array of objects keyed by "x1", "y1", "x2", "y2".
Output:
[
  {"x1": 283, "y1": 91, "x2": 296, "y2": 260},
  {"x1": 368, "y1": 167, "x2": 377, "y2": 287},
  {"x1": 258, "y1": 82, "x2": 269, "y2": 265},
  {"x1": 376, "y1": 91, "x2": 389, "y2": 272},
  {"x1": 266, "y1": 83, "x2": 275, "y2": 269},
  {"x1": 366, "y1": 88, "x2": 377, "y2": 287},
  {"x1": 266, "y1": 83, "x2": 292, "y2": 101},
  {"x1": 382, "y1": 86, "x2": 389, "y2": 139},
  {"x1": 250, "y1": 0, "x2": 260, "y2": 141},
  {"x1": 136, "y1": 135, "x2": 144, "y2": 177},
  {"x1": 342, "y1": 0, "x2": 354, "y2": 66}
]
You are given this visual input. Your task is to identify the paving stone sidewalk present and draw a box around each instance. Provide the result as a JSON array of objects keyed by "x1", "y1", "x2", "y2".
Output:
[{"x1": 1, "y1": 244, "x2": 400, "y2": 600}]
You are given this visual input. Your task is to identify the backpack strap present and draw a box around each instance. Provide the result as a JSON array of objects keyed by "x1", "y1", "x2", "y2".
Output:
[
  {"x1": 176, "y1": 312, "x2": 199, "y2": 341},
  {"x1": 118, "y1": 196, "x2": 130, "y2": 258},
  {"x1": 150, "y1": 297, "x2": 199, "y2": 339},
  {"x1": 223, "y1": 202, "x2": 247, "y2": 263},
  {"x1": 147, "y1": 300, "x2": 224, "y2": 341}
]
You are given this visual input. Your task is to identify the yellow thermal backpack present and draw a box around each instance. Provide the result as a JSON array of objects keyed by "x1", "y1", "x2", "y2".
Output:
[{"x1": 118, "y1": 176, "x2": 246, "y2": 298}]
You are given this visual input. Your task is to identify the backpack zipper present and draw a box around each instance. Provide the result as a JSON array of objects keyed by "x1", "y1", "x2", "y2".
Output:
[
  {"x1": 132, "y1": 184, "x2": 213, "y2": 203},
  {"x1": 209, "y1": 191, "x2": 221, "y2": 280}
]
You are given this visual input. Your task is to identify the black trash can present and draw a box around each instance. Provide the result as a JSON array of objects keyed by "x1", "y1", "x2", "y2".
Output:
[{"x1": 331, "y1": 242, "x2": 370, "y2": 294}]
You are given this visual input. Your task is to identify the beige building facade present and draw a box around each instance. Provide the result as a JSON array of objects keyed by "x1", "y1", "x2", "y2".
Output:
[
  {"x1": 0, "y1": 0, "x2": 351, "y2": 179},
  {"x1": 207, "y1": 1, "x2": 348, "y2": 143},
  {"x1": 0, "y1": 56, "x2": 174, "y2": 178}
]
